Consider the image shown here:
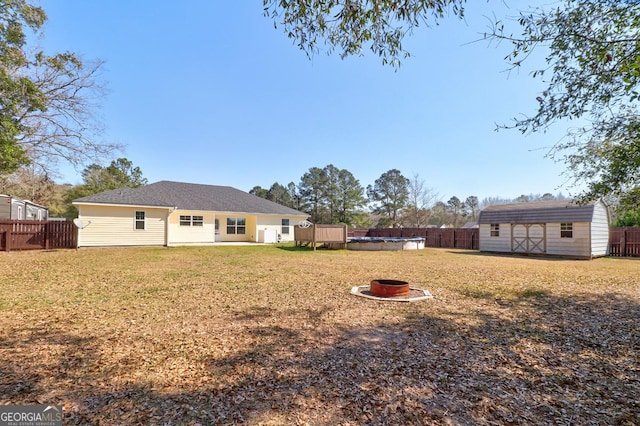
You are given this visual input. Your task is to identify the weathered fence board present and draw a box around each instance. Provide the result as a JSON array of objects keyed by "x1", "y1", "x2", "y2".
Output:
[
  {"x1": 0, "y1": 220, "x2": 77, "y2": 251},
  {"x1": 609, "y1": 227, "x2": 640, "y2": 257},
  {"x1": 349, "y1": 227, "x2": 479, "y2": 250}
]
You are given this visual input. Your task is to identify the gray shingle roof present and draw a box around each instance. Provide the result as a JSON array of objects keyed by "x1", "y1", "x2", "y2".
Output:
[
  {"x1": 478, "y1": 200, "x2": 596, "y2": 224},
  {"x1": 73, "y1": 181, "x2": 308, "y2": 216}
]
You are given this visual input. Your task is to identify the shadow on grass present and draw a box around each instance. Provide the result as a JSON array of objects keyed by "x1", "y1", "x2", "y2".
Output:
[
  {"x1": 445, "y1": 250, "x2": 589, "y2": 261},
  {"x1": 276, "y1": 244, "x2": 338, "y2": 252},
  {"x1": 275, "y1": 244, "x2": 315, "y2": 252},
  {"x1": 1, "y1": 294, "x2": 638, "y2": 424}
]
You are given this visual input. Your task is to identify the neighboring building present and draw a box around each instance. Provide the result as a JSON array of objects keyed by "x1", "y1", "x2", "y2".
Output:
[
  {"x1": 478, "y1": 199, "x2": 610, "y2": 259},
  {"x1": 0, "y1": 195, "x2": 49, "y2": 220},
  {"x1": 72, "y1": 181, "x2": 309, "y2": 247}
]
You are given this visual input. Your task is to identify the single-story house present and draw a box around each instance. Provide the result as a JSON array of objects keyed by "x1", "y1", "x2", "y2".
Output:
[
  {"x1": 72, "y1": 181, "x2": 309, "y2": 247},
  {"x1": 0, "y1": 195, "x2": 49, "y2": 220},
  {"x1": 477, "y1": 199, "x2": 610, "y2": 259}
]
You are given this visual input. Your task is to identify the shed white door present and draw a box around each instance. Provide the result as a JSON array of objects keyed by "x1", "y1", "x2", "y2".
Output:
[{"x1": 511, "y1": 224, "x2": 546, "y2": 254}]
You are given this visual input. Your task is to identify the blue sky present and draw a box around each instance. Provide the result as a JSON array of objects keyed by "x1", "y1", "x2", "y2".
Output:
[{"x1": 38, "y1": 1, "x2": 576, "y2": 202}]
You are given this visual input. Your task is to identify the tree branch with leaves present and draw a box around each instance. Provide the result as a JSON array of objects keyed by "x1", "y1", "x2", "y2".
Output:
[
  {"x1": 264, "y1": 0, "x2": 467, "y2": 68},
  {"x1": 492, "y1": 0, "x2": 640, "y2": 205},
  {"x1": 0, "y1": 0, "x2": 119, "y2": 177}
]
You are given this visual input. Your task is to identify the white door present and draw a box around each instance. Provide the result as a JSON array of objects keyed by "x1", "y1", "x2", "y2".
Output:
[
  {"x1": 511, "y1": 223, "x2": 546, "y2": 254},
  {"x1": 214, "y1": 218, "x2": 221, "y2": 242}
]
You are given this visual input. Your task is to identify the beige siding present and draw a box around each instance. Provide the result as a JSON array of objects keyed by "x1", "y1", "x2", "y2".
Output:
[
  {"x1": 78, "y1": 205, "x2": 167, "y2": 247},
  {"x1": 256, "y1": 215, "x2": 307, "y2": 243},
  {"x1": 591, "y1": 201, "x2": 610, "y2": 257},
  {"x1": 546, "y1": 222, "x2": 591, "y2": 257},
  {"x1": 167, "y1": 211, "x2": 215, "y2": 245},
  {"x1": 479, "y1": 224, "x2": 510, "y2": 252},
  {"x1": 214, "y1": 214, "x2": 256, "y2": 242}
]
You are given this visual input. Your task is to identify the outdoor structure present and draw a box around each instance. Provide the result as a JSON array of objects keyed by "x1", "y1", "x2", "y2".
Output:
[
  {"x1": 478, "y1": 199, "x2": 610, "y2": 259},
  {"x1": 0, "y1": 195, "x2": 48, "y2": 221},
  {"x1": 72, "y1": 181, "x2": 308, "y2": 247},
  {"x1": 294, "y1": 223, "x2": 348, "y2": 250}
]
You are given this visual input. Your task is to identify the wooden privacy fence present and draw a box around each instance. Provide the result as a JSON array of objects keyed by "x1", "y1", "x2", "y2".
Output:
[
  {"x1": 0, "y1": 220, "x2": 77, "y2": 251},
  {"x1": 609, "y1": 227, "x2": 640, "y2": 257},
  {"x1": 349, "y1": 227, "x2": 479, "y2": 250}
]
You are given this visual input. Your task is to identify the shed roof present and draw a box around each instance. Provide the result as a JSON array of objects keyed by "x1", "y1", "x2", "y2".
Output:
[
  {"x1": 73, "y1": 181, "x2": 308, "y2": 216},
  {"x1": 478, "y1": 200, "x2": 597, "y2": 224}
]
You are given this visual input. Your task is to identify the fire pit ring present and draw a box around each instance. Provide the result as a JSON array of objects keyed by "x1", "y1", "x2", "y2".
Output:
[{"x1": 370, "y1": 279, "x2": 411, "y2": 297}]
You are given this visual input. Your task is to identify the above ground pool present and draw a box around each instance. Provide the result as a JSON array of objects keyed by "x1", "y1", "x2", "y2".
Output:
[{"x1": 347, "y1": 237, "x2": 425, "y2": 251}]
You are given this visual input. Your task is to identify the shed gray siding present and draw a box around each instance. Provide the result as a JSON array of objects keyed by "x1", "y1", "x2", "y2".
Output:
[
  {"x1": 478, "y1": 200, "x2": 610, "y2": 258},
  {"x1": 546, "y1": 222, "x2": 591, "y2": 258},
  {"x1": 478, "y1": 224, "x2": 511, "y2": 252}
]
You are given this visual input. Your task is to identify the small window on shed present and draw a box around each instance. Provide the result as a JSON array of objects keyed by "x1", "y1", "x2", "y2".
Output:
[
  {"x1": 490, "y1": 224, "x2": 500, "y2": 237},
  {"x1": 180, "y1": 215, "x2": 191, "y2": 226},
  {"x1": 192, "y1": 216, "x2": 204, "y2": 226},
  {"x1": 561, "y1": 222, "x2": 573, "y2": 238}
]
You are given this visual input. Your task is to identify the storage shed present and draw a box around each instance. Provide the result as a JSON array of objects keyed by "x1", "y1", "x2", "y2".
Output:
[{"x1": 478, "y1": 200, "x2": 610, "y2": 259}]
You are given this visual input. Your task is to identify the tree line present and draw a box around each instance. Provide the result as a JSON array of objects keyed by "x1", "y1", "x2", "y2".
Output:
[
  {"x1": 249, "y1": 164, "x2": 572, "y2": 228},
  {"x1": 2, "y1": 158, "x2": 639, "y2": 227}
]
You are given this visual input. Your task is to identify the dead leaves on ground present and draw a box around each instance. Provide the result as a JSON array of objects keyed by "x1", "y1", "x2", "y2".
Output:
[{"x1": 0, "y1": 247, "x2": 638, "y2": 424}]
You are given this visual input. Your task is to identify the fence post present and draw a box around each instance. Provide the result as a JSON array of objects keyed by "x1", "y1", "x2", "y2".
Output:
[
  {"x1": 6, "y1": 227, "x2": 11, "y2": 252},
  {"x1": 45, "y1": 221, "x2": 50, "y2": 250},
  {"x1": 622, "y1": 228, "x2": 627, "y2": 257},
  {"x1": 343, "y1": 224, "x2": 348, "y2": 249}
]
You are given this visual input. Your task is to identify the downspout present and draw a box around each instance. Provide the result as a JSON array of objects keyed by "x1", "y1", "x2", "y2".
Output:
[{"x1": 166, "y1": 206, "x2": 177, "y2": 247}]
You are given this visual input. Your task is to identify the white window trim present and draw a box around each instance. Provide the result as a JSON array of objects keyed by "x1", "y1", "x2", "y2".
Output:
[
  {"x1": 226, "y1": 217, "x2": 246, "y2": 235},
  {"x1": 135, "y1": 211, "x2": 146, "y2": 230},
  {"x1": 180, "y1": 215, "x2": 205, "y2": 227},
  {"x1": 281, "y1": 218, "x2": 290, "y2": 235},
  {"x1": 560, "y1": 222, "x2": 573, "y2": 238}
]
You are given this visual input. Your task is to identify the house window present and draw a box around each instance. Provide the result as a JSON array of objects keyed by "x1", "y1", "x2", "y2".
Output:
[
  {"x1": 17, "y1": 206, "x2": 22, "y2": 220},
  {"x1": 226, "y1": 217, "x2": 246, "y2": 234},
  {"x1": 281, "y1": 218, "x2": 290, "y2": 235},
  {"x1": 561, "y1": 222, "x2": 573, "y2": 238},
  {"x1": 490, "y1": 224, "x2": 500, "y2": 237},
  {"x1": 180, "y1": 215, "x2": 205, "y2": 226},
  {"x1": 135, "y1": 211, "x2": 145, "y2": 230}
]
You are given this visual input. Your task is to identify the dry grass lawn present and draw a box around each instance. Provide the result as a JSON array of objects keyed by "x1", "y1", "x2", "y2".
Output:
[{"x1": 0, "y1": 245, "x2": 638, "y2": 425}]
